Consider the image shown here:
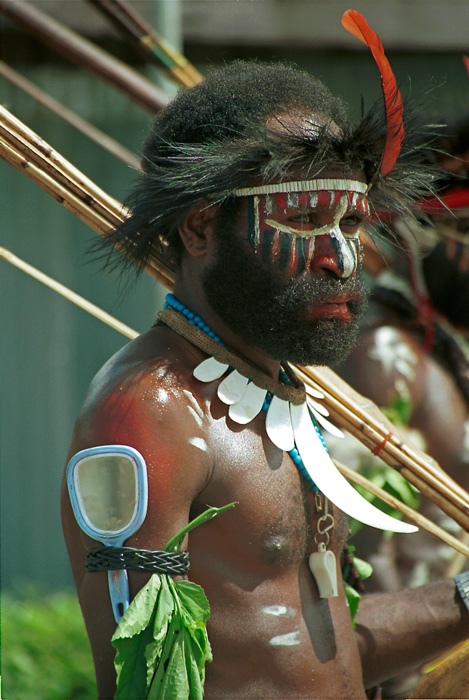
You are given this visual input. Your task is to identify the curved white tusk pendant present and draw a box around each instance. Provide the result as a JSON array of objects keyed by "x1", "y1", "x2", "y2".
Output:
[
  {"x1": 266, "y1": 396, "x2": 295, "y2": 451},
  {"x1": 290, "y1": 402, "x2": 418, "y2": 534}
]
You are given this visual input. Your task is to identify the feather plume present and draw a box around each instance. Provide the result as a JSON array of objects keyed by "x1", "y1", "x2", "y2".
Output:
[
  {"x1": 341, "y1": 9, "x2": 404, "y2": 176},
  {"x1": 463, "y1": 55, "x2": 469, "y2": 78}
]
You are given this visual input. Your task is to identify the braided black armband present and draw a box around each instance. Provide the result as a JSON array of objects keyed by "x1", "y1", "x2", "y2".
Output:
[
  {"x1": 85, "y1": 546, "x2": 190, "y2": 576},
  {"x1": 455, "y1": 571, "x2": 469, "y2": 614}
]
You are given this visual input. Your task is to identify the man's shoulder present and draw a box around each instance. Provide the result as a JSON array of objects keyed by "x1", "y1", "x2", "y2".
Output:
[{"x1": 75, "y1": 325, "x2": 209, "y2": 443}]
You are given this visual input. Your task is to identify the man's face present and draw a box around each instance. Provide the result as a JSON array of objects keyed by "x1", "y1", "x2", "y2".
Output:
[
  {"x1": 202, "y1": 179, "x2": 369, "y2": 366},
  {"x1": 246, "y1": 189, "x2": 369, "y2": 282}
]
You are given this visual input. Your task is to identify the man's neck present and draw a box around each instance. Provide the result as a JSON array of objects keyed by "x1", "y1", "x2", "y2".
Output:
[{"x1": 172, "y1": 280, "x2": 282, "y2": 380}]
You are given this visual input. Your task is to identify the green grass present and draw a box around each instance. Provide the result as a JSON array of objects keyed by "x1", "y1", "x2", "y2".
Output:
[{"x1": 1, "y1": 587, "x2": 97, "y2": 699}]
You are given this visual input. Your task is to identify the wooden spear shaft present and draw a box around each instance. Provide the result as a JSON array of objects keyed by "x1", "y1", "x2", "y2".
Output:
[
  {"x1": 88, "y1": 0, "x2": 203, "y2": 88},
  {"x1": 335, "y1": 460, "x2": 469, "y2": 558},
  {"x1": 0, "y1": 61, "x2": 141, "y2": 170},
  {"x1": 0, "y1": 246, "x2": 139, "y2": 339},
  {"x1": 0, "y1": 0, "x2": 168, "y2": 114}
]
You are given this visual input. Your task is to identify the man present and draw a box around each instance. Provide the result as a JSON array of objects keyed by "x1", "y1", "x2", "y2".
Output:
[
  {"x1": 61, "y1": 62, "x2": 468, "y2": 699},
  {"x1": 338, "y1": 116, "x2": 469, "y2": 590}
]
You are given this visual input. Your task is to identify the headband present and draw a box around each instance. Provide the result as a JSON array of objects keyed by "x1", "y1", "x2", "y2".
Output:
[{"x1": 233, "y1": 178, "x2": 368, "y2": 197}]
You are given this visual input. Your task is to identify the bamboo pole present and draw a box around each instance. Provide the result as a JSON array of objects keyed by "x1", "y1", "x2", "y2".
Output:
[
  {"x1": 0, "y1": 0, "x2": 168, "y2": 114},
  {"x1": 2, "y1": 103, "x2": 469, "y2": 537},
  {"x1": 0, "y1": 61, "x2": 141, "y2": 170}
]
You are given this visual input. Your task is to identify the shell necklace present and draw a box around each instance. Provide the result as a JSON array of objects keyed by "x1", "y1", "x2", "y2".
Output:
[{"x1": 159, "y1": 295, "x2": 417, "y2": 558}]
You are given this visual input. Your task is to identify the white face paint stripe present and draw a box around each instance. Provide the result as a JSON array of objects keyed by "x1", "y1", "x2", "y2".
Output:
[
  {"x1": 287, "y1": 192, "x2": 299, "y2": 209},
  {"x1": 254, "y1": 195, "x2": 261, "y2": 248}
]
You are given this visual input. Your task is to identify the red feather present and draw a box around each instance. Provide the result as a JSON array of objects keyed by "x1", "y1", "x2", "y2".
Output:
[
  {"x1": 341, "y1": 9, "x2": 404, "y2": 176},
  {"x1": 463, "y1": 55, "x2": 469, "y2": 78}
]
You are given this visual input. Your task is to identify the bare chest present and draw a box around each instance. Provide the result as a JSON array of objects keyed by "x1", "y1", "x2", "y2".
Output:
[{"x1": 192, "y1": 408, "x2": 349, "y2": 573}]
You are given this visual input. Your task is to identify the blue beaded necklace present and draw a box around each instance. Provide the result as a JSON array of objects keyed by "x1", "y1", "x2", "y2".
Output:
[{"x1": 164, "y1": 293, "x2": 320, "y2": 492}]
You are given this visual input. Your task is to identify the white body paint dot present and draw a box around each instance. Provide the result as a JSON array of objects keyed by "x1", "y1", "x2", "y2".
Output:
[{"x1": 269, "y1": 631, "x2": 300, "y2": 647}]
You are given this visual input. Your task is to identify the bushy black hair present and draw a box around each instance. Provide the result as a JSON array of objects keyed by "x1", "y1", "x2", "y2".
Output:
[{"x1": 101, "y1": 60, "x2": 438, "y2": 277}]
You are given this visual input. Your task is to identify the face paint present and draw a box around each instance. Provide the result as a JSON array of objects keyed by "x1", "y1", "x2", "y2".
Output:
[{"x1": 246, "y1": 189, "x2": 369, "y2": 279}]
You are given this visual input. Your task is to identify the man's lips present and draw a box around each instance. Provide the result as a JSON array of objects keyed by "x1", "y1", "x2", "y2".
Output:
[{"x1": 305, "y1": 295, "x2": 356, "y2": 320}]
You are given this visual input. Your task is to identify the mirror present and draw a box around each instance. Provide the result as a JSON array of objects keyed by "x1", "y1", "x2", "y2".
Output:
[
  {"x1": 74, "y1": 453, "x2": 138, "y2": 535},
  {"x1": 67, "y1": 445, "x2": 148, "y2": 623},
  {"x1": 67, "y1": 445, "x2": 147, "y2": 546}
]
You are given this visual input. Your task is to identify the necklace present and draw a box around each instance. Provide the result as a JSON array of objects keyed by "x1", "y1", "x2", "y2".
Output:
[{"x1": 160, "y1": 295, "x2": 418, "y2": 536}]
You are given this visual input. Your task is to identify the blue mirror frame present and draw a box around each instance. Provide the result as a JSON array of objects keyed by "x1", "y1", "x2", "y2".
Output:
[{"x1": 66, "y1": 444, "x2": 148, "y2": 622}]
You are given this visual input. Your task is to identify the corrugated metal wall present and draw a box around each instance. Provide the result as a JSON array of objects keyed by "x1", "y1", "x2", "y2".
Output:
[{"x1": 1, "y1": 45, "x2": 467, "y2": 592}]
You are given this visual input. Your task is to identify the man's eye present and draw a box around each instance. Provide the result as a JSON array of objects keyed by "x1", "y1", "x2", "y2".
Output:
[
  {"x1": 290, "y1": 213, "x2": 310, "y2": 224},
  {"x1": 341, "y1": 215, "x2": 362, "y2": 229}
]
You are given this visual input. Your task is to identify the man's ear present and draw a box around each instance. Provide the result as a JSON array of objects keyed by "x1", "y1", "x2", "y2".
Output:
[{"x1": 178, "y1": 203, "x2": 217, "y2": 257}]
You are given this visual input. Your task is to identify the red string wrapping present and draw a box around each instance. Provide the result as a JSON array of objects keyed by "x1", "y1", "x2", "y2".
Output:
[{"x1": 371, "y1": 432, "x2": 393, "y2": 456}]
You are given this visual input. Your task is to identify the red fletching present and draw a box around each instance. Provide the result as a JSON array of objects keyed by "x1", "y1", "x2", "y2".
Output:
[{"x1": 341, "y1": 9, "x2": 405, "y2": 176}]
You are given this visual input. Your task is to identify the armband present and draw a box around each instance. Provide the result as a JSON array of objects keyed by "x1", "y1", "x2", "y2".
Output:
[
  {"x1": 86, "y1": 546, "x2": 190, "y2": 575},
  {"x1": 454, "y1": 571, "x2": 469, "y2": 613}
]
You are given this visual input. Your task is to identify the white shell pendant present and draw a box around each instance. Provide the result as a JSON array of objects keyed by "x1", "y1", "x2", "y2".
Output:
[
  {"x1": 217, "y1": 370, "x2": 249, "y2": 405},
  {"x1": 305, "y1": 384, "x2": 325, "y2": 400},
  {"x1": 290, "y1": 402, "x2": 418, "y2": 534},
  {"x1": 265, "y1": 395, "x2": 295, "y2": 451},
  {"x1": 309, "y1": 545, "x2": 338, "y2": 598},
  {"x1": 193, "y1": 356, "x2": 229, "y2": 382},
  {"x1": 307, "y1": 398, "x2": 344, "y2": 439},
  {"x1": 228, "y1": 382, "x2": 267, "y2": 424},
  {"x1": 307, "y1": 397, "x2": 329, "y2": 417}
]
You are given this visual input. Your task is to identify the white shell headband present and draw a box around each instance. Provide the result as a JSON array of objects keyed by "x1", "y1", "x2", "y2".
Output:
[{"x1": 233, "y1": 178, "x2": 368, "y2": 197}]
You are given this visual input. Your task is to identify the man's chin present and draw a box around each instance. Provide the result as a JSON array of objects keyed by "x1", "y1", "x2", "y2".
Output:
[{"x1": 251, "y1": 315, "x2": 362, "y2": 367}]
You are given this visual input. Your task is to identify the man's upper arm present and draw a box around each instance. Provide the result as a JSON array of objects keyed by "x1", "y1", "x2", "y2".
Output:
[
  {"x1": 61, "y1": 367, "x2": 211, "y2": 696},
  {"x1": 340, "y1": 325, "x2": 426, "y2": 413}
]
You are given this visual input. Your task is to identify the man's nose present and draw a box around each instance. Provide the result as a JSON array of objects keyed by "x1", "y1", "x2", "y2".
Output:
[{"x1": 307, "y1": 229, "x2": 357, "y2": 279}]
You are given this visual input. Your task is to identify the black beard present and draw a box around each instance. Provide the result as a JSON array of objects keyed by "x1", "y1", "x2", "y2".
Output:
[{"x1": 202, "y1": 219, "x2": 368, "y2": 366}]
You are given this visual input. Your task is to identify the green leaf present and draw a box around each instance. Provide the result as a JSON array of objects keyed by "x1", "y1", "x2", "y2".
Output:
[
  {"x1": 153, "y1": 577, "x2": 175, "y2": 638},
  {"x1": 352, "y1": 556, "x2": 373, "y2": 581},
  {"x1": 175, "y1": 580, "x2": 211, "y2": 624},
  {"x1": 184, "y1": 634, "x2": 204, "y2": 700},
  {"x1": 113, "y1": 622, "x2": 157, "y2": 699},
  {"x1": 113, "y1": 576, "x2": 162, "y2": 641},
  {"x1": 155, "y1": 629, "x2": 189, "y2": 700},
  {"x1": 147, "y1": 613, "x2": 185, "y2": 699},
  {"x1": 164, "y1": 502, "x2": 237, "y2": 552},
  {"x1": 344, "y1": 582, "x2": 361, "y2": 629}
]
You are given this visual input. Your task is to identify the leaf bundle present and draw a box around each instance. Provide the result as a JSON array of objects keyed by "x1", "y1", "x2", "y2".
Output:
[{"x1": 112, "y1": 504, "x2": 236, "y2": 699}]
